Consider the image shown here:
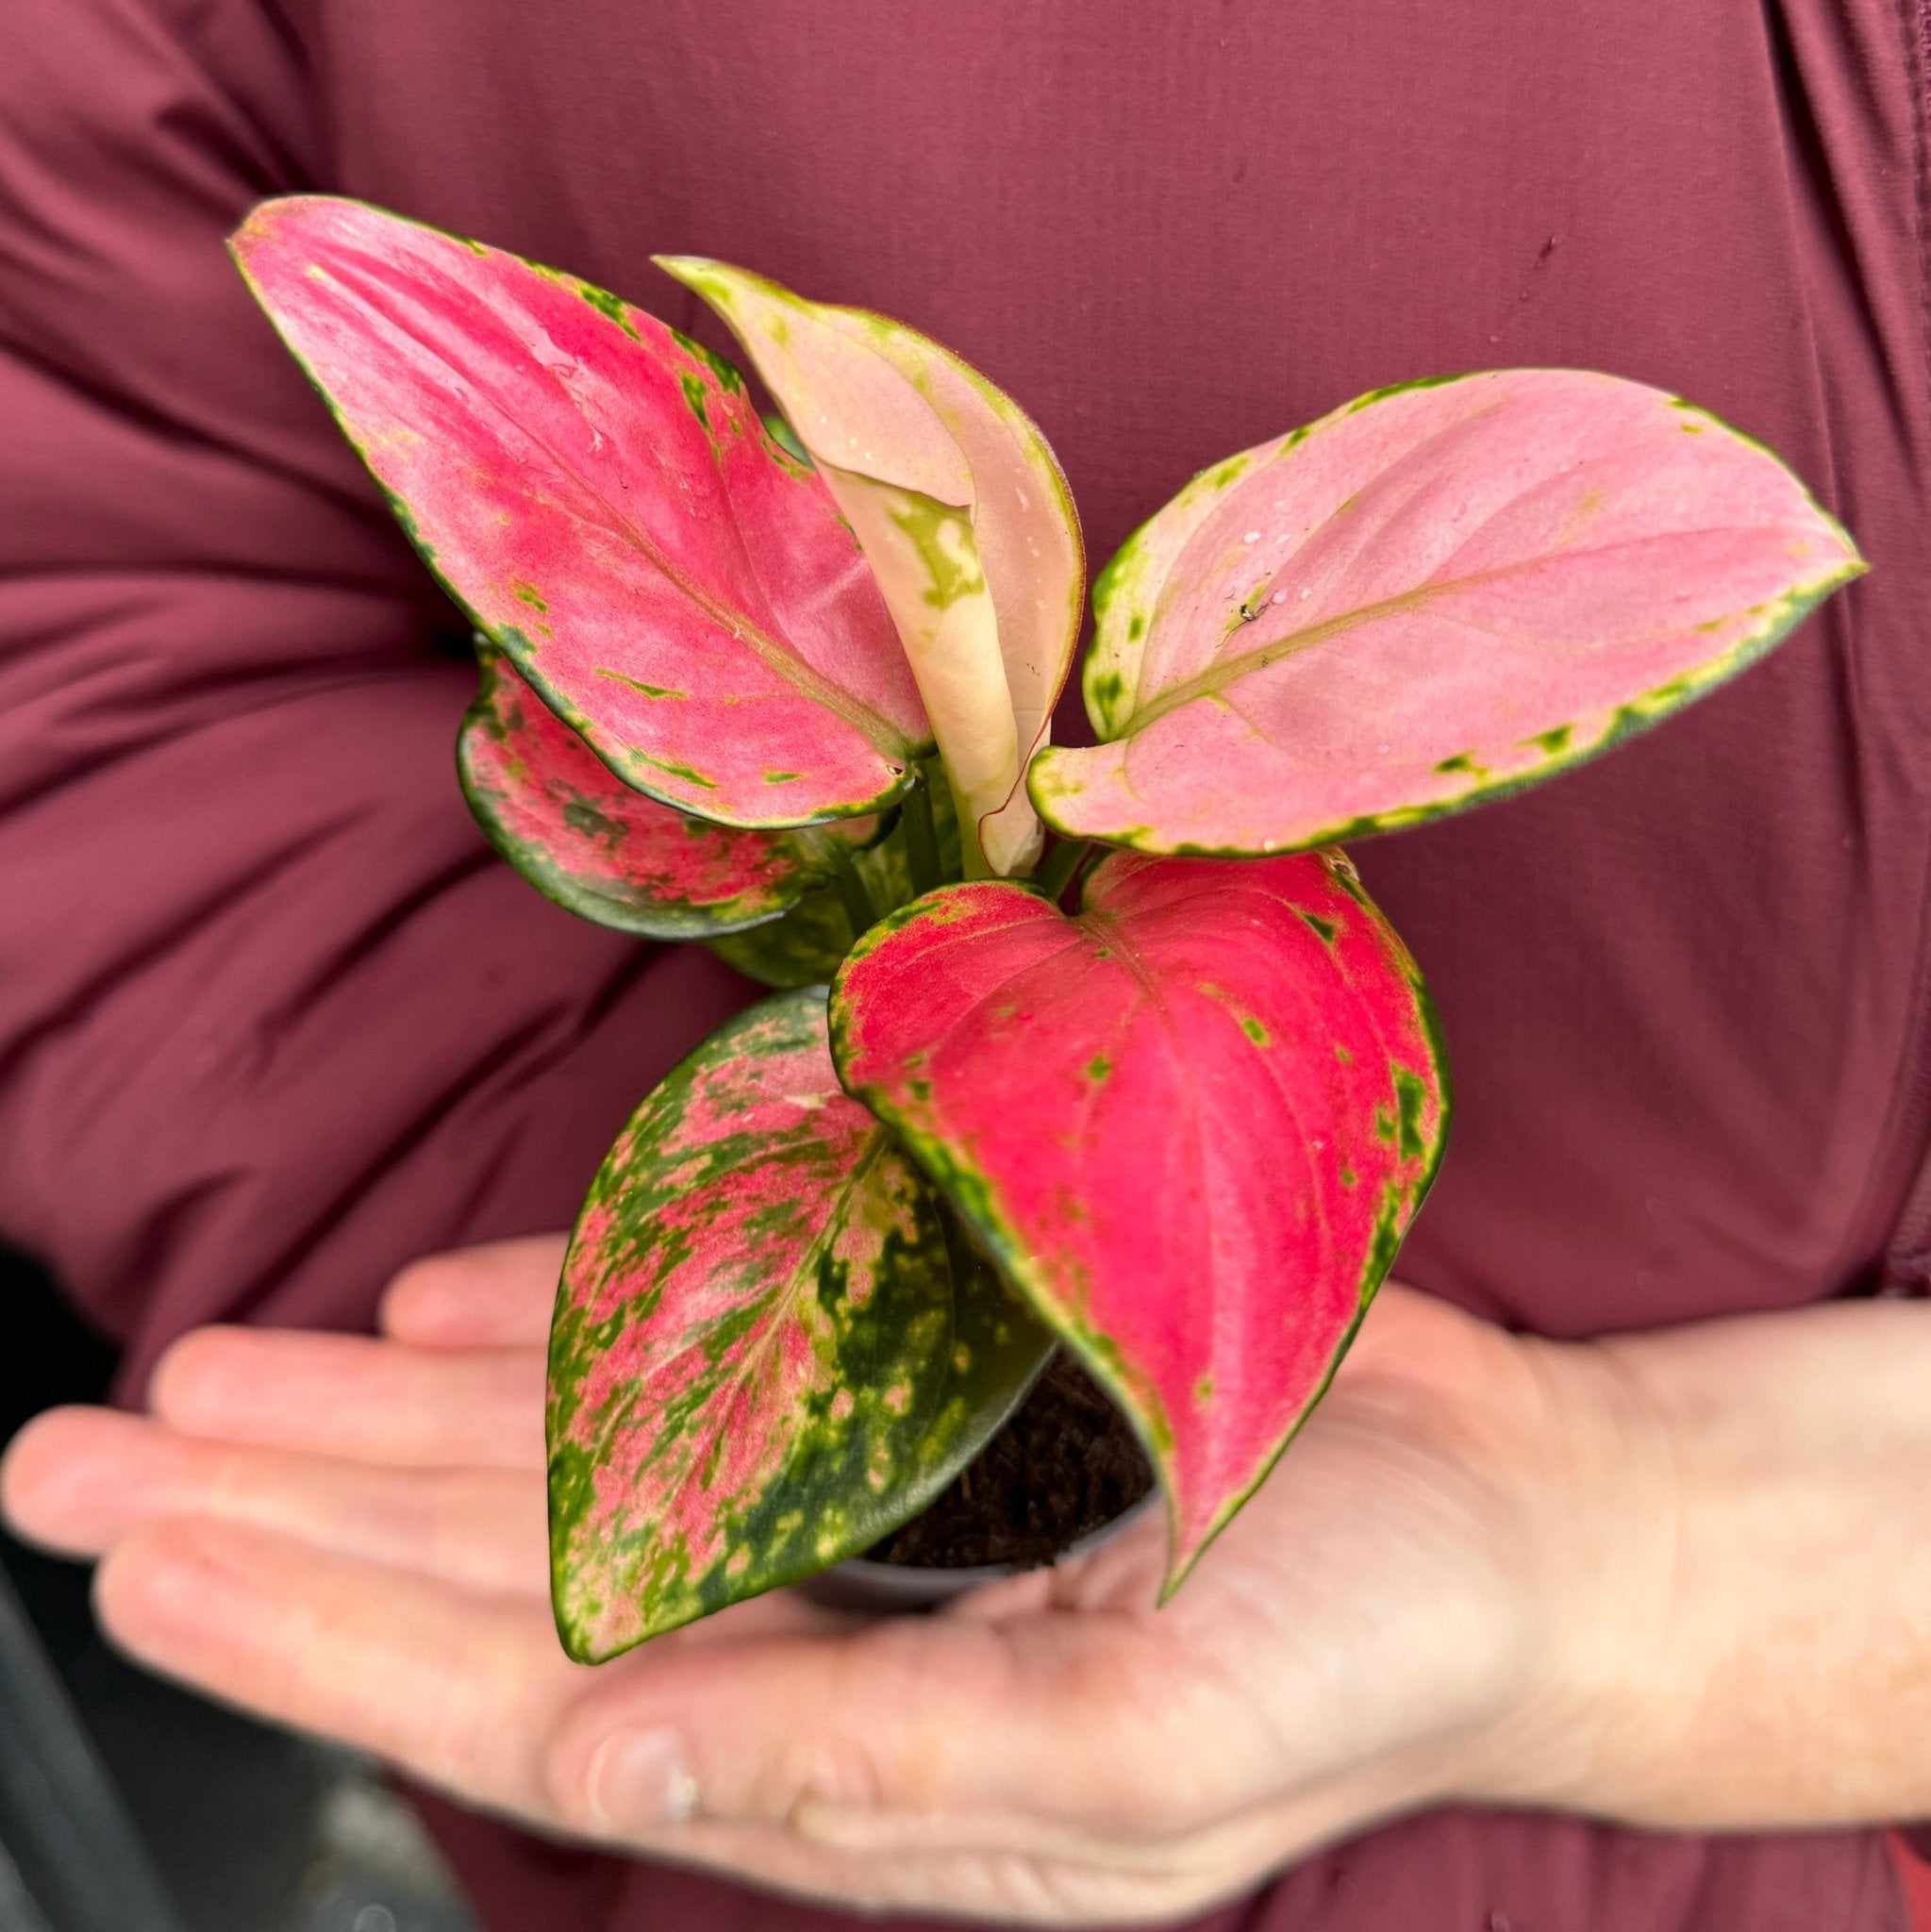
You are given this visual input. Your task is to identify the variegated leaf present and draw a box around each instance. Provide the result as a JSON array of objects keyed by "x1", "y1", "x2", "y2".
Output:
[
  {"x1": 658, "y1": 258, "x2": 1083, "y2": 876},
  {"x1": 1030, "y1": 371, "x2": 1864, "y2": 855},
  {"x1": 550, "y1": 989, "x2": 1052, "y2": 1659},
  {"x1": 232, "y1": 197, "x2": 929, "y2": 828},
  {"x1": 460, "y1": 641, "x2": 872, "y2": 938},
  {"x1": 831, "y1": 852, "x2": 1447, "y2": 1591}
]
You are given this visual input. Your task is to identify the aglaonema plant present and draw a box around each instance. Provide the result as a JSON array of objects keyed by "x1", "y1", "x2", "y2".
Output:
[{"x1": 233, "y1": 195, "x2": 1864, "y2": 1661}]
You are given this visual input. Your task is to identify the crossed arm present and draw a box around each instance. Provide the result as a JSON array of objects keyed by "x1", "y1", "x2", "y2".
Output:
[{"x1": 4, "y1": 1238, "x2": 1929, "y2": 1924}]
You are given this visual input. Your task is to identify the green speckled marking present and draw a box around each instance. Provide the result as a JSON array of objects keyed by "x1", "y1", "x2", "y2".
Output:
[
  {"x1": 1344, "y1": 372, "x2": 1468, "y2": 412},
  {"x1": 678, "y1": 371, "x2": 710, "y2": 431},
  {"x1": 886, "y1": 495, "x2": 986, "y2": 611},
  {"x1": 1393, "y1": 1068, "x2": 1429, "y2": 1161},
  {"x1": 574, "y1": 281, "x2": 640, "y2": 338},
  {"x1": 667, "y1": 325, "x2": 747, "y2": 393}
]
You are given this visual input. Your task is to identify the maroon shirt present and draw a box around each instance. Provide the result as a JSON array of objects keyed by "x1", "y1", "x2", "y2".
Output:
[{"x1": 4, "y1": 0, "x2": 1929, "y2": 1926}]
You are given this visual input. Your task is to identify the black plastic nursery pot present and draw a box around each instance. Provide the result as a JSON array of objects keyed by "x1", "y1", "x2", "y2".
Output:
[{"x1": 803, "y1": 1350, "x2": 1158, "y2": 1613}]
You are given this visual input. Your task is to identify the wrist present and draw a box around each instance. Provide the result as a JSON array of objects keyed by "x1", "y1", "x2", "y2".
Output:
[
  {"x1": 1453, "y1": 1299, "x2": 1931, "y2": 1832},
  {"x1": 1435, "y1": 1330, "x2": 1692, "y2": 1821}
]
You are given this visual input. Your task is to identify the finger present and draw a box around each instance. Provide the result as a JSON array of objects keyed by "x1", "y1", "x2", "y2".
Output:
[
  {"x1": 381, "y1": 1236, "x2": 567, "y2": 1349},
  {"x1": 542, "y1": 1605, "x2": 1250, "y2": 1853},
  {"x1": 96, "y1": 1517, "x2": 579, "y2": 1814},
  {"x1": 93, "y1": 1520, "x2": 841, "y2": 1811},
  {"x1": 149, "y1": 1328, "x2": 545, "y2": 1470},
  {"x1": 4, "y1": 1407, "x2": 549, "y2": 1596}
]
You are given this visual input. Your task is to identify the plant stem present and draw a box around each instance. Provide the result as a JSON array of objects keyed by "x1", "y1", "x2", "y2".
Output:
[
  {"x1": 902, "y1": 771, "x2": 942, "y2": 896},
  {"x1": 831, "y1": 854, "x2": 876, "y2": 938},
  {"x1": 1033, "y1": 836, "x2": 1093, "y2": 905}
]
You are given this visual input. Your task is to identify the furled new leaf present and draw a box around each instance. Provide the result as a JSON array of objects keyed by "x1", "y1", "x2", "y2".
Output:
[
  {"x1": 831, "y1": 852, "x2": 1447, "y2": 1590},
  {"x1": 459, "y1": 641, "x2": 874, "y2": 938},
  {"x1": 550, "y1": 989, "x2": 1053, "y2": 1659},
  {"x1": 658, "y1": 258, "x2": 1082, "y2": 876},
  {"x1": 1030, "y1": 371, "x2": 1864, "y2": 855},
  {"x1": 232, "y1": 196, "x2": 928, "y2": 828}
]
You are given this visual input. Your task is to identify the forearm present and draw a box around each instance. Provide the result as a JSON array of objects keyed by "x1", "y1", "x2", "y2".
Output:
[{"x1": 1476, "y1": 1296, "x2": 1931, "y2": 1832}]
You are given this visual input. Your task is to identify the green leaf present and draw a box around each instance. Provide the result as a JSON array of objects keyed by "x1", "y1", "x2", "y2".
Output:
[{"x1": 548, "y1": 988, "x2": 1051, "y2": 1659}]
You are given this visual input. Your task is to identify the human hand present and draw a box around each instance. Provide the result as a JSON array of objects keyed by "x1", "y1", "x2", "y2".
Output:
[{"x1": 0, "y1": 1241, "x2": 1658, "y2": 1924}]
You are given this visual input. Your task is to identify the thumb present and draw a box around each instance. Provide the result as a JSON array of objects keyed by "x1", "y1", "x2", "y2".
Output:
[{"x1": 542, "y1": 1607, "x2": 1223, "y2": 1848}]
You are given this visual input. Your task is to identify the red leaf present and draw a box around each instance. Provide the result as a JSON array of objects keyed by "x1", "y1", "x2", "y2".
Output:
[
  {"x1": 232, "y1": 196, "x2": 928, "y2": 827},
  {"x1": 459, "y1": 642, "x2": 873, "y2": 937},
  {"x1": 831, "y1": 852, "x2": 1448, "y2": 1588}
]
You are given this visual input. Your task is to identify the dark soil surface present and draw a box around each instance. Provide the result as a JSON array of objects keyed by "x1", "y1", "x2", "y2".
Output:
[{"x1": 864, "y1": 1352, "x2": 1155, "y2": 1570}]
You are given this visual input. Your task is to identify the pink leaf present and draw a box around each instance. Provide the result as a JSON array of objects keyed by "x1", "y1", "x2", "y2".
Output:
[
  {"x1": 1030, "y1": 371, "x2": 1863, "y2": 854},
  {"x1": 658, "y1": 258, "x2": 1082, "y2": 875},
  {"x1": 831, "y1": 851, "x2": 1448, "y2": 1590},
  {"x1": 459, "y1": 641, "x2": 873, "y2": 937},
  {"x1": 231, "y1": 197, "x2": 928, "y2": 827}
]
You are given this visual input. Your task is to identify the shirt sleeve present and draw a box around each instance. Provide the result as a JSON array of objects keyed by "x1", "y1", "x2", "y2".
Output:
[{"x1": 0, "y1": 0, "x2": 749, "y2": 1390}]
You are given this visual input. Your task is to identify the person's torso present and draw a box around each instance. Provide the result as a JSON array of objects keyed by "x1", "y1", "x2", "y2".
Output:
[{"x1": 281, "y1": 2, "x2": 1931, "y2": 1922}]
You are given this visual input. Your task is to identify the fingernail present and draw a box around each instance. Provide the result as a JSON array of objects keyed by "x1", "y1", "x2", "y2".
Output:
[{"x1": 587, "y1": 1728, "x2": 698, "y2": 1829}]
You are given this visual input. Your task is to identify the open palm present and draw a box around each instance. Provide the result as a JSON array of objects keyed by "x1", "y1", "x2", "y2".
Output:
[{"x1": 1, "y1": 1238, "x2": 1597, "y2": 1925}]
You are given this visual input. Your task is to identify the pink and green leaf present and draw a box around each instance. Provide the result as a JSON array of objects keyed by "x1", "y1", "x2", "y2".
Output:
[
  {"x1": 830, "y1": 851, "x2": 1447, "y2": 1591},
  {"x1": 1030, "y1": 370, "x2": 1864, "y2": 855},
  {"x1": 231, "y1": 196, "x2": 929, "y2": 829},
  {"x1": 459, "y1": 641, "x2": 874, "y2": 938},
  {"x1": 550, "y1": 988, "x2": 1053, "y2": 1659},
  {"x1": 659, "y1": 258, "x2": 1083, "y2": 875}
]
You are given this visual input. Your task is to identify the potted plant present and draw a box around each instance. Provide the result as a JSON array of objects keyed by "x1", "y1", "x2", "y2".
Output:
[{"x1": 232, "y1": 197, "x2": 1862, "y2": 1663}]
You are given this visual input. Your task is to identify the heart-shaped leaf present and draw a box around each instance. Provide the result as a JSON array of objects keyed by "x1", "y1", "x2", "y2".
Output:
[
  {"x1": 1029, "y1": 371, "x2": 1864, "y2": 855},
  {"x1": 232, "y1": 197, "x2": 929, "y2": 827},
  {"x1": 831, "y1": 851, "x2": 1447, "y2": 1588},
  {"x1": 550, "y1": 988, "x2": 1053, "y2": 1659},
  {"x1": 659, "y1": 258, "x2": 1083, "y2": 875},
  {"x1": 460, "y1": 641, "x2": 875, "y2": 938}
]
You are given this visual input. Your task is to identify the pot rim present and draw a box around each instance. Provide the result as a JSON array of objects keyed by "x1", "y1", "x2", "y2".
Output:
[{"x1": 799, "y1": 1489, "x2": 1157, "y2": 1613}]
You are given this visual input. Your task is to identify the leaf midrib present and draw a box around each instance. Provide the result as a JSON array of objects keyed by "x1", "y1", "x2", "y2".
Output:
[
  {"x1": 1123, "y1": 523, "x2": 1824, "y2": 737},
  {"x1": 332, "y1": 253, "x2": 914, "y2": 761}
]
